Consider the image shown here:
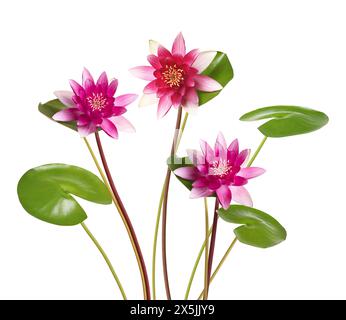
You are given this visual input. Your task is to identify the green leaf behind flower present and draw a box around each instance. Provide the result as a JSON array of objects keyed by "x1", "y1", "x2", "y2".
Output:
[
  {"x1": 218, "y1": 204, "x2": 287, "y2": 248},
  {"x1": 167, "y1": 156, "x2": 194, "y2": 190},
  {"x1": 198, "y1": 52, "x2": 234, "y2": 106},
  {"x1": 240, "y1": 106, "x2": 328, "y2": 137},
  {"x1": 38, "y1": 99, "x2": 77, "y2": 131},
  {"x1": 17, "y1": 164, "x2": 112, "y2": 226}
]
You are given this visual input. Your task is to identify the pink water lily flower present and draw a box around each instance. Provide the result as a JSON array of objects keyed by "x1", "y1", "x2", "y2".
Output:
[
  {"x1": 53, "y1": 68, "x2": 137, "y2": 138},
  {"x1": 174, "y1": 133, "x2": 265, "y2": 209},
  {"x1": 130, "y1": 32, "x2": 223, "y2": 118}
]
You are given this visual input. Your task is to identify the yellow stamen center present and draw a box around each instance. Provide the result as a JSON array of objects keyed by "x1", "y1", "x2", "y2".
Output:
[
  {"x1": 162, "y1": 64, "x2": 184, "y2": 87},
  {"x1": 87, "y1": 93, "x2": 107, "y2": 111}
]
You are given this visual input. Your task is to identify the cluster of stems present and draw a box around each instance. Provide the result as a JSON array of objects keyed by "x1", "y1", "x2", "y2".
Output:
[{"x1": 82, "y1": 107, "x2": 267, "y2": 300}]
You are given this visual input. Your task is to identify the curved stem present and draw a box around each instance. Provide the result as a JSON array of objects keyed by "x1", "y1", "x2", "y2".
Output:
[
  {"x1": 152, "y1": 111, "x2": 188, "y2": 300},
  {"x1": 161, "y1": 169, "x2": 172, "y2": 299},
  {"x1": 176, "y1": 113, "x2": 189, "y2": 148},
  {"x1": 203, "y1": 198, "x2": 209, "y2": 300},
  {"x1": 81, "y1": 222, "x2": 127, "y2": 300},
  {"x1": 162, "y1": 107, "x2": 183, "y2": 300},
  {"x1": 83, "y1": 138, "x2": 111, "y2": 191},
  {"x1": 84, "y1": 138, "x2": 148, "y2": 298},
  {"x1": 247, "y1": 136, "x2": 267, "y2": 167},
  {"x1": 152, "y1": 182, "x2": 166, "y2": 300},
  {"x1": 94, "y1": 132, "x2": 151, "y2": 300},
  {"x1": 184, "y1": 226, "x2": 213, "y2": 300},
  {"x1": 205, "y1": 199, "x2": 219, "y2": 299},
  {"x1": 197, "y1": 237, "x2": 237, "y2": 300}
]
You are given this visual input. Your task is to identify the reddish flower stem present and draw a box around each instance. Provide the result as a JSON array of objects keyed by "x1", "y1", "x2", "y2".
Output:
[
  {"x1": 205, "y1": 199, "x2": 219, "y2": 299},
  {"x1": 162, "y1": 106, "x2": 183, "y2": 300},
  {"x1": 95, "y1": 131, "x2": 151, "y2": 300}
]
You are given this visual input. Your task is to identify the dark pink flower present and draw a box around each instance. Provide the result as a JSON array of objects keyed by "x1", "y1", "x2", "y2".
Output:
[
  {"x1": 174, "y1": 133, "x2": 265, "y2": 209},
  {"x1": 130, "y1": 33, "x2": 223, "y2": 118},
  {"x1": 53, "y1": 68, "x2": 137, "y2": 138}
]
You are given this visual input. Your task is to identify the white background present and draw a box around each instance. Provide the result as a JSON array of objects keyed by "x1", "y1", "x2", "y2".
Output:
[{"x1": 0, "y1": 0, "x2": 344, "y2": 300}]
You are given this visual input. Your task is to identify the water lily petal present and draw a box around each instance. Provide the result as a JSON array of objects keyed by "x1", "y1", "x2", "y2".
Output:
[
  {"x1": 107, "y1": 79, "x2": 118, "y2": 96},
  {"x1": 228, "y1": 139, "x2": 239, "y2": 154},
  {"x1": 78, "y1": 123, "x2": 96, "y2": 137},
  {"x1": 138, "y1": 94, "x2": 158, "y2": 107},
  {"x1": 129, "y1": 66, "x2": 156, "y2": 81},
  {"x1": 158, "y1": 45, "x2": 172, "y2": 58},
  {"x1": 112, "y1": 107, "x2": 127, "y2": 116},
  {"x1": 215, "y1": 142, "x2": 227, "y2": 159},
  {"x1": 149, "y1": 40, "x2": 160, "y2": 54},
  {"x1": 147, "y1": 54, "x2": 161, "y2": 69},
  {"x1": 185, "y1": 76, "x2": 195, "y2": 87},
  {"x1": 110, "y1": 116, "x2": 135, "y2": 133},
  {"x1": 97, "y1": 71, "x2": 108, "y2": 90},
  {"x1": 69, "y1": 79, "x2": 84, "y2": 96},
  {"x1": 82, "y1": 68, "x2": 94, "y2": 87},
  {"x1": 216, "y1": 185, "x2": 232, "y2": 209},
  {"x1": 192, "y1": 51, "x2": 217, "y2": 73},
  {"x1": 200, "y1": 140, "x2": 214, "y2": 163},
  {"x1": 187, "y1": 149, "x2": 204, "y2": 165},
  {"x1": 190, "y1": 187, "x2": 213, "y2": 199},
  {"x1": 114, "y1": 94, "x2": 138, "y2": 107},
  {"x1": 192, "y1": 178, "x2": 208, "y2": 188},
  {"x1": 230, "y1": 186, "x2": 253, "y2": 206},
  {"x1": 77, "y1": 115, "x2": 89, "y2": 127},
  {"x1": 238, "y1": 167, "x2": 265, "y2": 179},
  {"x1": 184, "y1": 88, "x2": 199, "y2": 109},
  {"x1": 184, "y1": 49, "x2": 200, "y2": 66},
  {"x1": 194, "y1": 75, "x2": 222, "y2": 92},
  {"x1": 174, "y1": 167, "x2": 197, "y2": 180},
  {"x1": 208, "y1": 178, "x2": 221, "y2": 191},
  {"x1": 84, "y1": 79, "x2": 95, "y2": 95},
  {"x1": 235, "y1": 149, "x2": 250, "y2": 167},
  {"x1": 100, "y1": 118, "x2": 118, "y2": 139},
  {"x1": 171, "y1": 93, "x2": 182, "y2": 108},
  {"x1": 233, "y1": 176, "x2": 248, "y2": 186},
  {"x1": 52, "y1": 108, "x2": 78, "y2": 122},
  {"x1": 144, "y1": 80, "x2": 158, "y2": 94},
  {"x1": 228, "y1": 139, "x2": 239, "y2": 164},
  {"x1": 172, "y1": 32, "x2": 186, "y2": 56},
  {"x1": 54, "y1": 90, "x2": 75, "y2": 107},
  {"x1": 157, "y1": 94, "x2": 173, "y2": 119},
  {"x1": 216, "y1": 132, "x2": 227, "y2": 149},
  {"x1": 197, "y1": 164, "x2": 208, "y2": 175}
]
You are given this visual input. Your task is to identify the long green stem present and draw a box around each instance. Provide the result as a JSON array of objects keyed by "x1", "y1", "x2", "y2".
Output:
[
  {"x1": 247, "y1": 136, "x2": 267, "y2": 167},
  {"x1": 203, "y1": 198, "x2": 209, "y2": 300},
  {"x1": 176, "y1": 113, "x2": 189, "y2": 148},
  {"x1": 184, "y1": 227, "x2": 213, "y2": 300},
  {"x1": 197, "y1": 237, "x2": 237, "y2": 300},
  {"x1": 83, "y1": 138, "x2": 111, "y2": 190},
  {"x1": 152, "y1": 111, "x2": 189, "y2": 300},
  {"x1": 152, "y1": 180, "x2": 166, "y2": 300},
  {"x1": 81, "y1": 222, "x2": 127, "y2": 300}
]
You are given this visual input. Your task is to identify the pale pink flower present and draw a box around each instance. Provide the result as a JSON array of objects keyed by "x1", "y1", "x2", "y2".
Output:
[
  {"x1": 174, "y1": 133, "x2": 265, "y2": 209},
  {"x1": 53, "y1": 68, "x2": 137, "y2": 138},
  {"x1": 130, "y1": 33, "x2": 223, "y2": 118}
]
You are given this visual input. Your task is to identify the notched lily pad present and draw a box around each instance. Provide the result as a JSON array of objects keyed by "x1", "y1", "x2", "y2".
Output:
[{"x1": 240, "y1": 106, "x2": 329, "y2": 137}]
